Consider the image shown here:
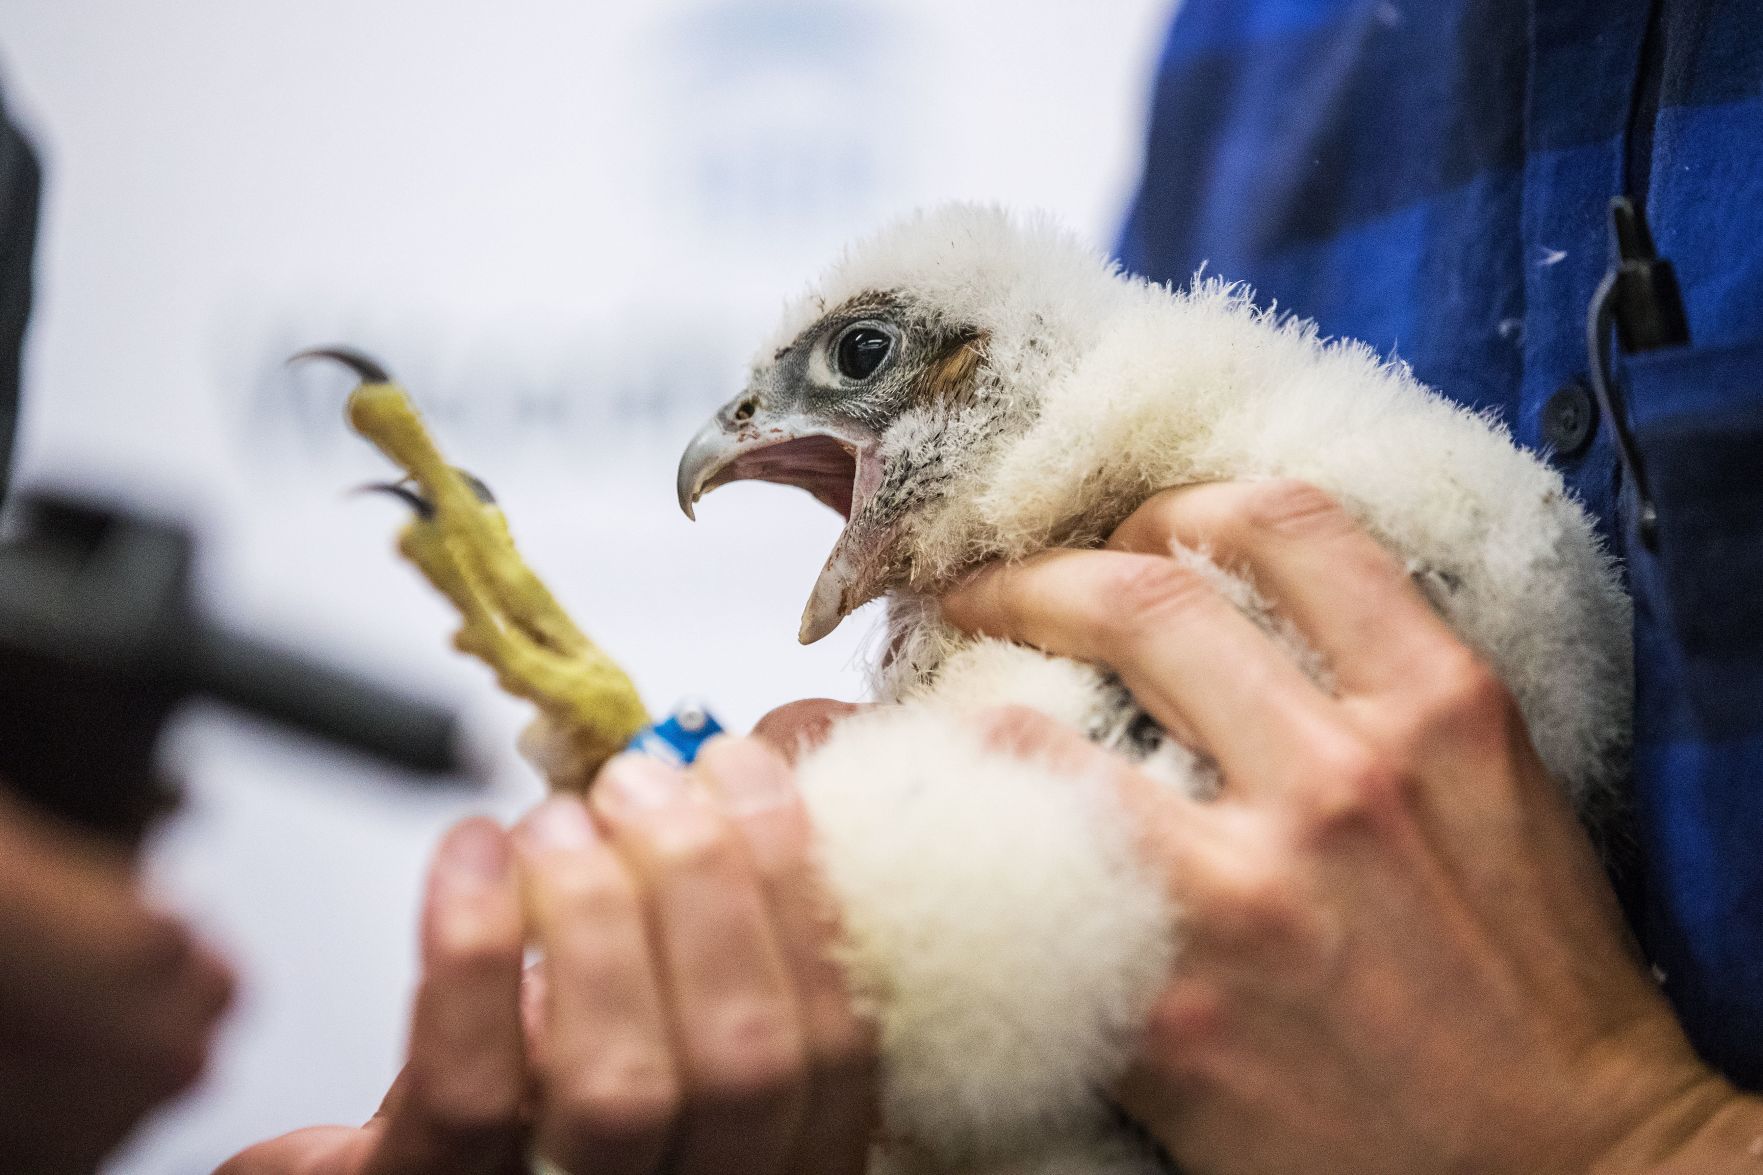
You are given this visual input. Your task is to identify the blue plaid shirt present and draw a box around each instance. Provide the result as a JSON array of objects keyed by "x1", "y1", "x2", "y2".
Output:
[{"x1": 1119, "y1": 0, "x2": 1763, "y2": 1087}]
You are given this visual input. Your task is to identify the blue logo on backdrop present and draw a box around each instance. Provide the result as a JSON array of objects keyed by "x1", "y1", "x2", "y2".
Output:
[{"x1": 656, "y1": 1, "x2": 912, "y2": 238}]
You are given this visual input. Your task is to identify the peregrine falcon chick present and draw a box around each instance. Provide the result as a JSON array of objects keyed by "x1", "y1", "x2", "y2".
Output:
[{"x1": 677, "y1": 205, "x2": 1632, "y2": 1175}]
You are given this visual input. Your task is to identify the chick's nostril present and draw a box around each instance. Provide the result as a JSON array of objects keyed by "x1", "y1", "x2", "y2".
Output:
[{"x1": 732, "y1": 397, "x2": 757, "y2": 423}]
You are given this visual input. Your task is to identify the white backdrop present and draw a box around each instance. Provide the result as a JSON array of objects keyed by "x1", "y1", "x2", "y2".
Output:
[{"x1": 0, "y1": 2, "x2": 1173, "y2": 1169}]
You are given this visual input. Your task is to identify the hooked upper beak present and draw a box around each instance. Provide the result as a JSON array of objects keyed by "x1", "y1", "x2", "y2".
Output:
[
  {"x1": 677, "y1": 423, "x2": 717, "y2": 521},
  {"x1": 675, "y1": 404, "x2": 888, "y2": 644},
  {"x1": 676, "y1": 408, "x2": 871, "y2": 522},
  {"x1": 676, "y1": 418, "x2": 744, "y2": 521}
]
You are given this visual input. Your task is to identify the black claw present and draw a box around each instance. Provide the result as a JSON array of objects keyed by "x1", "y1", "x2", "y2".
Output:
[
  {"x1": 454, "y1": 468, "x2": 496, "y2": 504},
  {"x1": 356, "y1": 480, "x2": 435, "y2": 520},
  {"x1": 289, "y1": 346, "x2": 393, "y2": 385}
]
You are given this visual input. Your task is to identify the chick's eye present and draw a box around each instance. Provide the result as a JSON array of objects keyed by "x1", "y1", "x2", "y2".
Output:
[{"x1": 835, "y1": 326, "x2": 893, "y2": 381}]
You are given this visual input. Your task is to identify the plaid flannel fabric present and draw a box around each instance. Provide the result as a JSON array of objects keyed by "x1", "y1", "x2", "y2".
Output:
[{"x1": 1117, "y1": 0, "x2": 1763, "y2": 1087}]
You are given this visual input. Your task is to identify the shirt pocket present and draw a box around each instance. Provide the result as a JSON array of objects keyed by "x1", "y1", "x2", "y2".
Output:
[{"x1": 1622, "y1": 338, "x2": 1763, "y2": 733}]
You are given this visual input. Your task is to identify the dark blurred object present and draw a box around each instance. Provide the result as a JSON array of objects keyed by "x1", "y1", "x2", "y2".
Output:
[
  {"x1": 0, "y1": 492, "x2": 468, "y2": 845},
  {"x1": 0, "y1": 90, "x2": 466, "y2": 845},
  {"x1": 0, "y1": 85, "x2": 41, "y2": 513}
]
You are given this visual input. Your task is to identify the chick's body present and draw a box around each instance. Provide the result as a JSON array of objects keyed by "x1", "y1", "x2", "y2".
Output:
[{"x1": 678, "y1": 206, "x2": 1632, "y2": 1175}]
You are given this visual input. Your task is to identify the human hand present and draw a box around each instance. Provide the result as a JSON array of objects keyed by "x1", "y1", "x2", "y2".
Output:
[
  {"x1": 518, "y1": 735, "x2": 874, "y2": 1174},
  {"x1": 0, "y1": 788, "x2": 234, "y2": 1174},
  {"x1": 216, "y1": 816, "x2": 531, "y2": 1175},
  {"x1": 942, "y1": 480, "x2": 1757, "y2": 1175},
  {"x1": 220, "y1": 735, "x2": 874, "y2": 1175}
]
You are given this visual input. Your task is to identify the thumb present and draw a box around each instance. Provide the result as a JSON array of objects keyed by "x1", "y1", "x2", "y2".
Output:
[{"x1": 752, "y1": 699, "x2": 872, "y2": 764}]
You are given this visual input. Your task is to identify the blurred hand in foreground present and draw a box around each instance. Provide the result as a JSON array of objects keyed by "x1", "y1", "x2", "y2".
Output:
[
  {"x1": 219, "y1": 734, "x2": 874, "y2": 1175},
  {"x1": 0, "y1": 788, "x2": 234, "y2": 1174}
]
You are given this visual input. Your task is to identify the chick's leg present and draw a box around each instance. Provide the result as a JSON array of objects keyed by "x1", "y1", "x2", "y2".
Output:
[
  {"x1": 399, "y1": 519, "x2": 648, "y2": 791},
  {"x1": 320, "y1": 352, "x2": 649, "y2": 791}
]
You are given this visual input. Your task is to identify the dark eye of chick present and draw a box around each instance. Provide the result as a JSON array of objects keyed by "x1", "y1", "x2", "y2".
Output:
[{"x1": 835, "y1": 325, "x2": 893, "y2": 381}]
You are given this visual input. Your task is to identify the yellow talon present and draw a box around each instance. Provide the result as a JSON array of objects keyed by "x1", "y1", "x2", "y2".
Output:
[{"x1": 328, "y1": 356, "x2": 650, "y2": 790}]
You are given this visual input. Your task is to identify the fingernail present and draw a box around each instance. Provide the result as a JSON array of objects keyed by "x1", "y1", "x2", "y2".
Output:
[
  {"x1": 437, "y1": 817, "x2": 510, "y2": 884},
  {"x1": 701, "y1": 737, "x2": 796, "y2": 813},
  {"x1": 601, "y1": 752, "x2": 686, "y2": 809},
  {"x1": 515, "y1": 796, "x2": 597, "y2": 854}
]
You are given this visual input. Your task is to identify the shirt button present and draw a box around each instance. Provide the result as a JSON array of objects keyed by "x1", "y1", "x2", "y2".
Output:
[{"x1": 1542, "y1": 380, "x2": 1597, "y2": 457}]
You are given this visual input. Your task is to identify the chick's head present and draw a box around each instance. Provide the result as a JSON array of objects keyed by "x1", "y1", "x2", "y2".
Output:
[{"x1": 678, "y1": 205, "x2": 1126, "y2": 643}]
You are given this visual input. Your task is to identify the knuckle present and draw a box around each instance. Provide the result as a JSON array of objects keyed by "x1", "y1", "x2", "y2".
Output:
[
  {"x1": 1426, "y1": 651, "x2": 1514, "y2": 729},
  {"x1": 692, "y1": 999, "x2": 807, "y2": 1104},
  {"x1": 1103, "y1": 557, "x2": 1214, "y2": 636},
  {"x1": 1235, "y1": 479, "x2": 1351, "y2": 539},
  {"x1": 650, "y1": 815, "x2": 740, "y2": 877},
  {"x1": 1215, "y1": 864, "x2": 1307, "y2": 944},
  {"x1": 1382, "y1": 649, "x2": 1518, "y2": 765},
  {"x1": 556, "y1": 1062, "x2": 680, "y2": 1146},
  {"x1": 1106, "y1": 490, "x2": 1182, "y2": 551},
  {"x1": 1300, "y1": 740, "x2": 1415, "y2": 839}
]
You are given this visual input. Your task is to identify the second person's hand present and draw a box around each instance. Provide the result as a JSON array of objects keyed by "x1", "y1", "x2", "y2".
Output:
[{"x1": 517, "y1": 735, "x2": 876, "y2": 1175}]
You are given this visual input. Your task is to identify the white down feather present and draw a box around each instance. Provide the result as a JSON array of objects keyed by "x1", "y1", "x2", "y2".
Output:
[{"x1": 747, "y1": 206, "x2": 1634, "y2": 1175}]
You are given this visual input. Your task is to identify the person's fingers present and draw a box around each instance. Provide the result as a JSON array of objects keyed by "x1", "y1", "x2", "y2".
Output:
[
  {"x1": 77, "y1": 910, "x2": 235, "y2": 1101},
  {"x1": 751, "y1": 700, "x2": 868, "y2": 765},
  {"x1": 593, "y1": 753, "x2": 808, "y2": 1175},
  {"x1": 212, "y1": 1126, "x2": 375, "y2": 1175},
  {"x1": 972, "y1": 705, "x2": 1220, "y2": 887},
  {"x1": 942, "y1": 549, "x2": 1344, "y2": 795},
  {"x1": 693, "y1": 737, "x2": 876, "y2": 1175},
  {"x1": 0, "y1": 798, "x2": 234, "y2": 1051},
  {"x1": 976, "y1": 703, "x2": 1133, "y2": 778},
  {"x1": 1105, "y1": 481, "x2": 1468, "y2": 700},
  {"x1": 513, "y1": 795, "x2": 677, "y2": 1175},
  {"x1": 1103, "y1": 483, "x2": 1577, "y2": 877},
  {"x1": 370, "y1": 817, "x2": 528, "y2": 1175},
  {"x1": 972, "y1": 704, "x2": 1324, "y2": 982},
  {"x1": 0, "y1": 798, "x2": 235, "y2": 1164}
]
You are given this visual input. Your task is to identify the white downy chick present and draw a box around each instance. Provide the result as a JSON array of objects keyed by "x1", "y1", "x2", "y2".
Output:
[{"x1": 676, "y1": 205, "x2": 1632, "y2": 1175}]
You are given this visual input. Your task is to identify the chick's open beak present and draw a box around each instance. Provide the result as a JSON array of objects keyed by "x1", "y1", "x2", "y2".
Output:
[
  {"x1": 676, "y1": 403, "x2": 887, "y2": 644},
  {"x1": 677, "y1": 410, "x2": 869, "y2": 521},
  {"x1": 676, "y1": 421, "x2": 726, "y2": 522}
]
